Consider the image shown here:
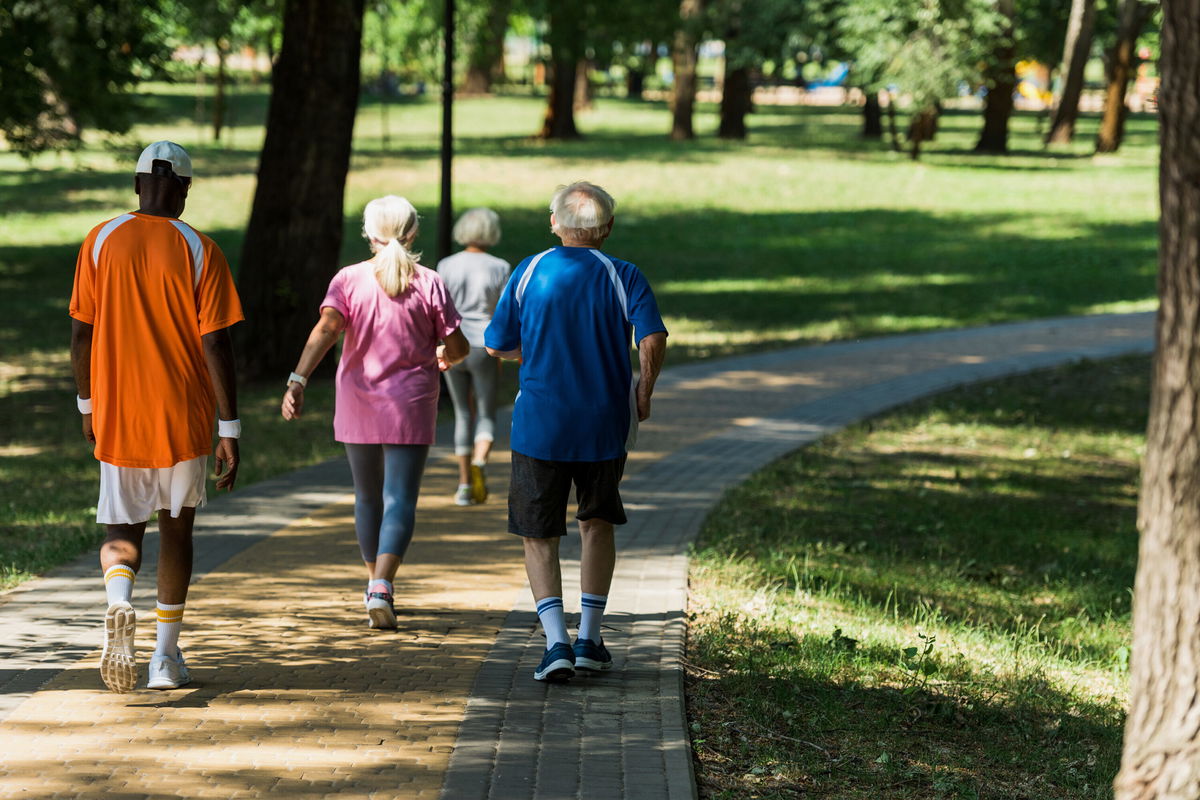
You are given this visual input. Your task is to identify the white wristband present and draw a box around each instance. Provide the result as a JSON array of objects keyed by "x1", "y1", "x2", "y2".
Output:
[
  {"x1": 287, "y1": 372, "x2": 308, "y2": 387},
  {"x1": 217, "y1": 418, "x2": 242, "y2": 439},
  {"x1": 77, "y1": 395, "x2": 92, "y2": 414}
]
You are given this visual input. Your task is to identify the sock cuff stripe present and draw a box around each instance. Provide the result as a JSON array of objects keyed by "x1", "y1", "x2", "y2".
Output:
[
  {"x1": 104, "y1": 566, "x2": 135, "y2": 581},
  {"x1": 156, "y1": 613, "x2": 184, "y2": 623},
  {"x1": 581, "y1": 599, "x2": 608, "y2": 608},
  {"x1": 536, "y1": 597, "x2": 563, "y2": 611}
]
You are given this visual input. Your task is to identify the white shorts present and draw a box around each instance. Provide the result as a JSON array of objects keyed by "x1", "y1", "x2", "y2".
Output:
[{"x1": 97, "y1": 456, "x2": 208, "y2": 525}]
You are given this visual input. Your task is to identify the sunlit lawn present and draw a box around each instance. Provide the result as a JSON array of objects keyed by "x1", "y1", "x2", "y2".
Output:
[
  {"x1": 688, "y1": 356, "x2": 1146, "y2": 799},
  {"x1": 0, "y1": 84, "x2": 1158, "y2": 587}
]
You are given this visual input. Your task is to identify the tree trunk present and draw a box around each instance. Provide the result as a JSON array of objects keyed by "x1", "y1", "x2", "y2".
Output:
[
  {"x1": 213, "y1": 39, "x2": 229, "y2": 142},
  {"x1": 862, "y1": 91, "x2": 883, "y2": 138},
  {"x1": 1114, "y1": 1, "x2": 1200, "y2": 797},
  {"x1": 886, "y1": 91, "x2": 901, "y2": 151},
  {"x1": 573, "y1": 58, "x2": 593, "y2": 111},
  {"x1": 236, "y1": 0, "x2": 365, "y2": 380},
  {"x1": 718, "y1": 64, "x2": 750, "y2": 139},
  {"x1": 626, "y1": 65, "x2": 645, "y2": 99},
  {"x1": 907, "y1": 107, "x2": 938, "y2": 161},
  {"x1": 538, "y1": 0, "x2": 583, "y2": 139},
  {"x1": 461, "y1": 0, "x2": 510, "y2": 94},
  {"x1": 669, "y1": 0, "x2": 703, "y2": 140},
  {"x1": 1096, "y1": 0, "x2": 1155, "y2": 153},
  {"x1": 975, "y1": 0, "x2": 1016, "y2": 153},
  {"x1": 1046, "y1": 0, "x2": 1098, "y2": 144}
]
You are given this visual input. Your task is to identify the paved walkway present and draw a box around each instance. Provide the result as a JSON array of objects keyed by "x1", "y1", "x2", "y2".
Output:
[{"x1": 0, "y1": 313, "x2": 1154, "y2": 799}]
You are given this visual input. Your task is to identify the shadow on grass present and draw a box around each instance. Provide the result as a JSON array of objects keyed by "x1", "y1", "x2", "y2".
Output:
[
  {"x1": 688, "y1": 620, "x2": 1122, "y2": 799},
  {"x1": 1, "y1": 203, "x2": 1157, "y2": 364}
]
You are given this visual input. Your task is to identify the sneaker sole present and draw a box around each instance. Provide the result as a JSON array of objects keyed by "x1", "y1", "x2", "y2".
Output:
[
  {"x1": 574, "y1": 657, "x2": 613, "y2": 672},
  {"x1": 367, "y1": 602, "x2": 397, "y2": 630},
  {"x1": 100, "y1": 603, "x2": 137, "y2": 693},
  {"x1": 533, "y1": 657, "x2": 575, "y2": 682}
]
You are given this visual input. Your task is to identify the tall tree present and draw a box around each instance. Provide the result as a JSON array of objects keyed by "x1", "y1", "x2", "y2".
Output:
[
  {"x1": 713, "y1": 0, "x2": 805, "y2": 140},
  {"x1": 461, "y1": 0, "x2": 511, "y2": 93},
  {"x1": 0, "y1": 1, "x2": 169, "y2": 155},
  {"x1": 669, "y1": 0, "x2": 705, "y2": 139},
  {"x1": 840, "y1": 0, "x2": 1000, "y2": 158},
  {"x1": 1095, "y1": 0, "x2": 1157, "y2": 153},
  {"x1": 538, "y1": 0, "x2": 585, "y2": 138},
  {"x1": 237, "y1": 0, "x2": 366, "y2": 379},
  {"x1": 1045, "y1": 0, "x2": 1098, "y2": 144},
  {"x1": 975, "y1": 0, "x2": 1017, "y2": 153},
  {"x1": 1115, "y1": 1, "x2": 1200, "y2": 796}
]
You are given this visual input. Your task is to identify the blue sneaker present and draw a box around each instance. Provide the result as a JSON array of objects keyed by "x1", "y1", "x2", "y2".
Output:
[
  {"x1": 573, "y1": 638, "x2": 613, "y2": 671},
  {"x1": 533, "y1": 641, "x2": 576, "y2": 682}
]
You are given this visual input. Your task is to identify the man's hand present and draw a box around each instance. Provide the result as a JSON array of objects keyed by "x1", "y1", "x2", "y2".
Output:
[
  {"x1": 214, "y1": 437, "x2": 239, "y2": 490},
  {"x1": 636, "y1": 387, "x2": 652, "y2": 422},
  {"x1": 82, "y1": 413, "x2": 96, "y2": 443},
  {"x1": 282, "y1": 384, "x2": 305, "y2": 420}
]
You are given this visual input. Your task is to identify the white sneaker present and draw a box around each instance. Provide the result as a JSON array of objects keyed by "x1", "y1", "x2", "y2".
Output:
[
  {"x1": 100, "y1": 601, "x2": 137, "y2": 693},
  {"x1": 147, "y1": 650, "x2": 191, "y2": 690},
  {"x1": 454, "y1": 485, "x2": 473, "y2": 506}
]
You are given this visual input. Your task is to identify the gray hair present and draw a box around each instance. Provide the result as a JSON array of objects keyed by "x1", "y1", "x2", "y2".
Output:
[
  {"x1": 549, "y1": 181, "x2": 615, "y2": 242},
  {"x1": 363, "y1": 195, "x2": 420, "y2": 297},
  {"x1": 452, "y1": 207, "x2": 502, "y2": 248}
]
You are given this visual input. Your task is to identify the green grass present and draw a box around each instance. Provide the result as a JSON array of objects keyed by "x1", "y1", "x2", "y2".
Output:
[
  {"x1": 0, "y1": 85, "x2": 1159, "y2": 588},
  {"x1": 687, "y1": 355, "x2": 1147, "y2": 799}
]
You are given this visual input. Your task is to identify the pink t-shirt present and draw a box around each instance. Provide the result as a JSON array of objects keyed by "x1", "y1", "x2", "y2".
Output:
[{"x1": 321, "y1": 262, "x2": 462, "y2": 444}]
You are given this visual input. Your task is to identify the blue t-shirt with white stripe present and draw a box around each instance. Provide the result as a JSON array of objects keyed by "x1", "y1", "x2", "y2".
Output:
[{"x1": 485, "y1": 246, "x2": 668, "y2": 462}]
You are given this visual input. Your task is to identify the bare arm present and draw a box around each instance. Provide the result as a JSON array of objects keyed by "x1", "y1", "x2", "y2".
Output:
[
  {"x1": 281, "y1": 307, "x2": 345, "y2": 421},
  {"x1": 486, "y1": 345, "x2": 522, "y2": 360},
  {"x1": 202, "y1": 326, "x2": 240, "y2": 490},
  {"x1": 70, "y1": 319, "x2": 95, "y2": 443},
  {"x1": 437, "y1": 328, "x2": 470, "y2": 370},
  {"x1": 635, "y1": 331, "x2": 667, "y2": 422}
]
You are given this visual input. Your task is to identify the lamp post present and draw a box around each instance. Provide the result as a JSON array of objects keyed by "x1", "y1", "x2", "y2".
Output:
[{"x1": 437, "y1": 0, "x2": 455, "y2": 263}]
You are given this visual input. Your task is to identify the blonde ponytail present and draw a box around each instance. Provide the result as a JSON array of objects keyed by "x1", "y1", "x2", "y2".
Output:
[{"x1": 362, "y1": 195, "x2": 420, "y2": 297}]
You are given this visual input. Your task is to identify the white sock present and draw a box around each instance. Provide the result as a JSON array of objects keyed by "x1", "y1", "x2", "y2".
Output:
[
  {"x1": 368, "y1": 578, "x2": 393, "y2": 596},
  {"x1": 579, "y1": 593, "x2": 608, "y2": 642},
  {"x1": 535, "y1": 596, "x2": 570, "y2": 647},
  {"x1": 104, "y1": 564, "x2": 135, "y2": 606},
  {"x1": 154, "y1": 602, "x2": 185, "y2": 657}
]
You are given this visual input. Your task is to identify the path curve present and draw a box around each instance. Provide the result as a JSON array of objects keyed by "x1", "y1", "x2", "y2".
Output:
[{"x1": 0, "y1": 312, "x2": 1154, "y2": 800}]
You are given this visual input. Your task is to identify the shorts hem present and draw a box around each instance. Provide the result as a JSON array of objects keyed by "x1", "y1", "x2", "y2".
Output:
[{"x1": 507, "y1": 526, "x2": 566, "y2": 539}]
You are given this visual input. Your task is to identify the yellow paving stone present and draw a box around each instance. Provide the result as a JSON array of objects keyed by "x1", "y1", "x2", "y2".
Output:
[{"x1": 0, "y1": 452, "x2": 525, "y2": 799}]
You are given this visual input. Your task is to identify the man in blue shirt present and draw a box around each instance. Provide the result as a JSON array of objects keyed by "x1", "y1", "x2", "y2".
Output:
[{"x1": 486, "y1": 181, "x2": 668, "y2": 682}]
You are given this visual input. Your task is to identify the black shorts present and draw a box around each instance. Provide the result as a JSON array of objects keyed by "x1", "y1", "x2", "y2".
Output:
[{"x1": 507, "y1": 451, "x2": 628, "y2": 538}]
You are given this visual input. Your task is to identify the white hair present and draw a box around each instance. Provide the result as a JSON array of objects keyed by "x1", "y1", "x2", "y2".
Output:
[
  {"x1": 452, "y1": 207, "x2": 502, "y2": 248},
  {"x1": 363, "y1": 195, "x2": 421, "y2": 297},
  {"x1": 549, "y1": 181, "x2": 615, "y2": 242}
]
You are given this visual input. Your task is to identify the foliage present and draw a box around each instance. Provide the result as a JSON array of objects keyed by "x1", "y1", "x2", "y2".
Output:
[
  {"x1": 361, "y1": 0, "x2": 441, "y2": 85},
  {"x1": 839, "y1": 0, "x2": 1004, "y2": 106},
  {"x1": 0, "y1": 0, "x2": 170, "y2": 155},
  {"x1": 711, "y1": 0, "x2": 808, "y2": 76}
]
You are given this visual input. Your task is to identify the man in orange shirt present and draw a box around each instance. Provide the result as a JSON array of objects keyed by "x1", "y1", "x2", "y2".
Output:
[{"x1": 69, "y1": 141, "x2": 244, "y2": 692}]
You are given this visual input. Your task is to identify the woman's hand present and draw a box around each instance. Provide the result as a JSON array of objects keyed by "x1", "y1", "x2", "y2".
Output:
[
  {"x1": 282, "y1": 383, "x2": 305, "y2": 420},
  {"x1": 436, "y1": 344, "x2": 452, "y2": 371}
]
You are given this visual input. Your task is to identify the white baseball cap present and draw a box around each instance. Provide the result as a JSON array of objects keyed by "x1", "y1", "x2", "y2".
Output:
[{"x1": 135, "y1": 141, "x2": 193, "y2": 178}]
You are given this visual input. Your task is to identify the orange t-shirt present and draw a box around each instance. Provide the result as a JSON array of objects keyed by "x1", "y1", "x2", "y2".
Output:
[{"x1": 69, "y1": 212, "x2": 245, "y2": 468}]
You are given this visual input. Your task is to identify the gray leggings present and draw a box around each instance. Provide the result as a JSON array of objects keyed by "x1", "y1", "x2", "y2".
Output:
[
  {"x1": 443, "y1": 348, "x2": 500, "y2": 457},
  {"x1": 344, "y1": 443, "x2": 429, "y2": 562}
]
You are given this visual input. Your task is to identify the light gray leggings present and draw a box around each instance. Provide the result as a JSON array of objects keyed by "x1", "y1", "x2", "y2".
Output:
[
  {"x1": 443, "y1": 348, "x2": 499, "y2": 456},
  {"x1": 344, "y1": 443, "x2": 429, "y2": 562}
]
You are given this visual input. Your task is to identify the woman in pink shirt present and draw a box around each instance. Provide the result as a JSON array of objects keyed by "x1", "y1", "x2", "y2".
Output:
[{"x1": 281, "y1": 195, "x2": 468, "y2": 629}]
